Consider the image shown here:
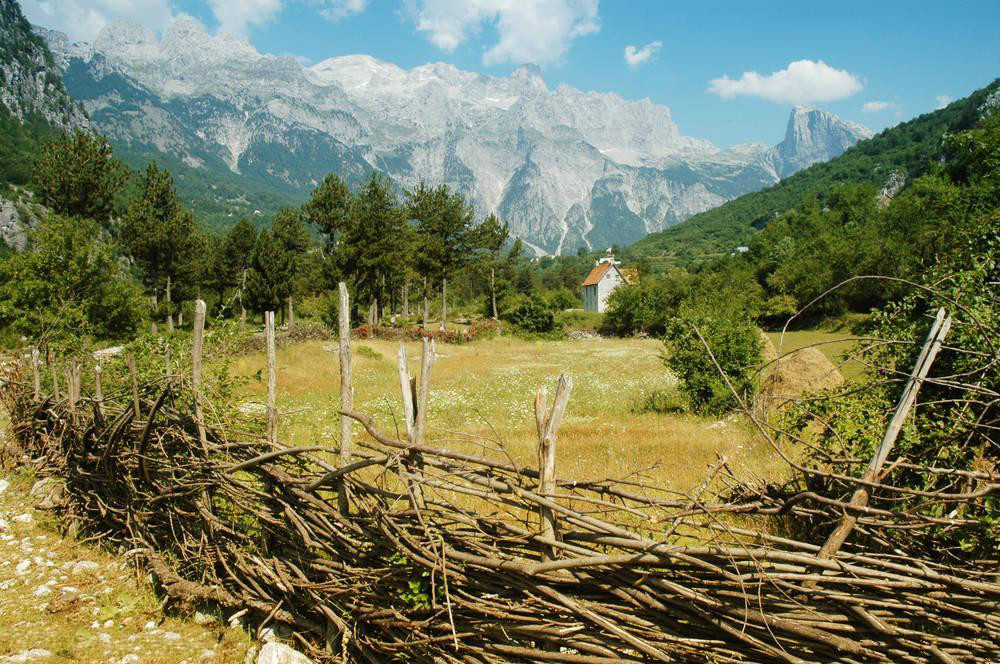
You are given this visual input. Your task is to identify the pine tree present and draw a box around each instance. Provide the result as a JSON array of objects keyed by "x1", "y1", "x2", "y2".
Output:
[
  {"x1": 34, "y1": 130, "x2": 127, "y2": 223},
  {"x1": 472, "y1": 212, "x2": 509, "y2": 319},
  {"x1": 117, "y1": 162, "x2": 200, "y2": 329}
]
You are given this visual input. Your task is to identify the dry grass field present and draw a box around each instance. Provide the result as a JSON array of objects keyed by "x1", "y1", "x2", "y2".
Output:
[{"x1": 229, "y1": 336, "x2": 786, "y2": 493}]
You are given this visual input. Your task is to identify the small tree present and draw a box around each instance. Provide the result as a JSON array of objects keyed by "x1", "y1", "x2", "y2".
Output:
[
  {"x1": 663, "y1": 306, "x2": 763, "y2": 415},
  {"x1": 34, "y1": 129, "x2": 127, "y2": 222},
  {"x1": 472, "y1": 212, "x2": 509, "y2": 319}
]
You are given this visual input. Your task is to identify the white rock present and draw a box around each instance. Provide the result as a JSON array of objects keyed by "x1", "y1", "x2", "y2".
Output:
[
  {"x1": 116, "y1": 655, "x2": 140, "y2": 664},
  {"x1": 71, "y1": 560, "x2": 100, "y2": 574},
  {"x1": 13, "y1": 513, "x2": 32, "y2": 524},
  {"x1": 256, "y1": 643, "x2": 313, "y2": 664},
  {"x1": 0, "y1": 478, "x2": 9, "y2": 495},
  {"x1": 194, "y1": 611, "x2": 218, "y2": 626},
  {"x1": 33, "y1": 583, "x2": 52, "y2": 597},
  {"x1": 200, "y1": 650, "x2": 215, "y2": 660},
  {"x1": 0, "y1": 518, "x2": 8, "y2": 531},
  {"x1": 162, "y1": 631, "x2": 182, "y2": 641},
  {"x1": 98, "y1": 633, "x2": 112, "y2": 644},
  {"x1": 15, "y1": 559, "x2": 31, "y2": 575}
]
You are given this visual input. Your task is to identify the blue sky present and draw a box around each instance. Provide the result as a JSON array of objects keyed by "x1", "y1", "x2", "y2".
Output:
[{"x1": 23, "y1": 0, "x2": 1000, "y2": 147}]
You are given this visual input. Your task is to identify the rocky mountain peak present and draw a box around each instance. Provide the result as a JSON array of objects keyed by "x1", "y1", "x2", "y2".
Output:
[
  {"x1": 766, "y1": 105, "x2": 873, "y2": 178},
  {"x1": 0, "y1": 0, "x2": 85, "y2": 130}
]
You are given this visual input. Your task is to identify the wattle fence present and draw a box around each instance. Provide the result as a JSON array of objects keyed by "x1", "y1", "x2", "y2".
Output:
[{"x1": 1, "y1": 296, "x2": 998, "y2": 663}]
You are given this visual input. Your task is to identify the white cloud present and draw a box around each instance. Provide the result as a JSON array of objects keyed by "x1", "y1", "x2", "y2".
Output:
[
  {"x1": 624, "y1": 40, "x2": 661, "y2": 68},
  {"x1": 208, "y1": 0, "x2": 285, "y2": 36},
  {"x1": 862, "y1": 100, "x2": 893, "y2": 113},
  {"x1": 22, "y1": 0, "x2": 176, "y2": 41},
  {"x1": 708, "y1": 59, "x2": 863, "y2": 104},
  {"x1": 935, "y1": 95, "x2": 952, "y2": 109},
  {"x1": 319, "y1": 0, "x2": 368, "y2": 21},
  {"x1": 407, "y1": 0, "x2": 600, "y2": 67}
]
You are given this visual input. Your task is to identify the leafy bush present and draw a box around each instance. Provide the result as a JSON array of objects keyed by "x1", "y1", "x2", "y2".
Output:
[
  {"x1": 0, "y1": 214, "x2": 145, "y2": 350},
  {"x1": 504, "y1": 295, "x2": 556, "y2": 333},
  {"x1": 547, "y1": 288, "x2": 580, "y2": 311},
  {"x1": 663, "y1": 307, "x2": 763, "y2": 415},
  {"x1": 786, "y1": 218, "x2": 999, "y2": 557}
]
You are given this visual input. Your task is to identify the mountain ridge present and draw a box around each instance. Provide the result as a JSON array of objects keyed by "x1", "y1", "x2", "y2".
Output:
[{"x1": 37, "y1": 17, "x2": 871, "y2": 251}]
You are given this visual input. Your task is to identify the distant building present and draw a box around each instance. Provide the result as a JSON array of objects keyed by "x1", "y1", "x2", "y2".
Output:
[{"x1": 581, "y1": 256, "x2": 636, "y2": 313}]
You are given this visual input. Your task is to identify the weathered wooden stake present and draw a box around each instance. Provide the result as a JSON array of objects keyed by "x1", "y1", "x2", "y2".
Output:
[
  {"x1": 192, "y1": 299, "x2": 207, "y2": 447},
  {"x1": 165, "y1": 275, "x2": 174, "y2": 332},
  {"x1": 490, "y1": 267, "x2": 498, "y2": 320},
  {"x1": 398, "y1": 339, "x2": 432, "y2": 510},
  {"x1": 338, "y1": 283, "x2": 353, "y2": 515},
  {"x1": 31, "y1": 347, "x2": 40, "y2": 401},
  {"x1": 287, "y1": 295, "x2": 294, "y2": 332},
  {"x1": 397, "y1": 344, "x2": 415, "y2": 442},
  {"x1": 165, "y1": 346, "x2": 172, "y2": 377},
  {"x1": 66, "y1": 365, "x2": 77, "y2": 415},
  {"x1": 534, "y1": 373, "x2": 573, "y2": 561},
  {"x1": 813, "y1": 308, "x2": 951, "y2": 567},
  {"x1": 265, "y1": 310, "x2": 278, "y2": 447},
  {"x1": 126, "y1": 354, "x2": 140, "y2": 418},
  {"x1": 94, "y1": 364, "x2": 103, "y2": 418},
  {"x1": 49, "y1": 350, "x2": 60, "y2": 401},
  {"x1": 402, "y1": 280, "x2": 409, "y2": 318},
  {"x1": 177, "y1": 310, "x2": 184, "y2": 328}
]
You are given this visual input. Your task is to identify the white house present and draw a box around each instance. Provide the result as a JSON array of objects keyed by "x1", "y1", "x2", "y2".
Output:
[{"x1": 581, "y1": 256, "x2": 635, "y2": 313}]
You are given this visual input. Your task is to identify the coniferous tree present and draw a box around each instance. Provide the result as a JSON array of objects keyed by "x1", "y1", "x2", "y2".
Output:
[
  {"x1": 34, "y1": 130, "x2": 127, "y2": 222},
  {"x1": 472, "y1": 212, "x2": 509, "y2": 319},
  {"x1": 272, "y1": 206, "x2": 312, "y2": 325},
  {"x1": 117, "y1": 162, "x2": 200, "y2": 329},
  {"x1": 407, "y1": 182, "x2": 475, "y2": 328},
  {"x1": 216, "y1": 218, "x2": 258, "y2": 323},
  {"x1": 246, "y1": 228, "x2": 291, "y2": 318}
]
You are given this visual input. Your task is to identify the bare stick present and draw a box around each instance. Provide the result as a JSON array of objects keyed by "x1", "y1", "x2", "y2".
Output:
[
  {"x1": 536, "y1": 374, "x2": 573, "y2": 561},
  {"x1": 266, "y1": 311, "x2": 278, "y2": 447},
  {"x1": 813, "y1": 309, "x2": 951, "y2": 563},
  {"x1": 338, "y1": 282, "x2": 353, "y2": 515},
  {"x1": 192, "y1": 299, "x2": 207, "y2": 447},
  {"x1": 126, "y1": 354, "x2": 140, "y2": 418},
  {"x1": 165, "y1": 346, "x2": 172, "y2": 377},
  {"x1": 31, "y1": 347, "x2": 40, "y2": 401}
]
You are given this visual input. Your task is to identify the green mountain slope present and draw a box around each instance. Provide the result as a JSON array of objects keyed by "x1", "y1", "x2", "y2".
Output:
[{"x1": 628, "y1": 78, "x2": 1000, "y2": 266}]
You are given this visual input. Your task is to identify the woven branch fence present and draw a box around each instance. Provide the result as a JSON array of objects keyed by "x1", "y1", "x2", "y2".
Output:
[{"x1": 1, "y1": 293, "x2": 998, "y2": 663}]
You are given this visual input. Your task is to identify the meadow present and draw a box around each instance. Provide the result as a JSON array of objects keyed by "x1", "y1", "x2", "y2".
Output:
[{"x1": 228, "y1": 335, "x2": 787, "y2": 493}]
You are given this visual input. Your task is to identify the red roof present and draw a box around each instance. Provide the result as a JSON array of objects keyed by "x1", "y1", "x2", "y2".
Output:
[{"x1": 582, "y1": 262, "x2": 613, "y2": 287}]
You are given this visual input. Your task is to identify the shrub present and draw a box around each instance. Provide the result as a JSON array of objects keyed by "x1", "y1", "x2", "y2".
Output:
[
  {"x1": 505, "y1": 295, "x2": 556, "y2": 333},
  {"x1": 663, "y1": 307, "x2": 763, "y2": 415},
  {"x1": 548, "y1": 288, "x2": 580, "y2": 311}
]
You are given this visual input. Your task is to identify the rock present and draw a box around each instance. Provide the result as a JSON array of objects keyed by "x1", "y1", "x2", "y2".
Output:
[
  {"x1": 0, "y1": 518, "x2": 9, "y2": 531},
  {"x1": 4, "y1": 650, "x2": 52, "y2": 663},
  {"x1": 162, "y1": 631, "x2": 182, "y2": 641},
  {"x1": 0, "y1": 478, "x2": 9, "y2": 495},
  {"x1": 228, "y1": 608, "x2": 249, "y2": 628},
  {"x1": 92, "y1": 345, "x2": 125, "y2": 360},
  {"x1": 13, "y1": 513, "x2": 32, "y2": 524},
  {"x1": 15, "y1": 559, "x2": 31, "y2": 575},
  {"x1": 30, "y1": 478, "x2": 65, "y2": 509},
  {"x1": 256, "y1": 643, "x2": 313, "y2": 664},
  {"x1": 116, "y1": 655, "x2": 140, "y2": 664},
  {"x1": 243, "y1": 647, "x2": 258, "y2": 664},
  {"x1": 194, "y1": 610, "x2": 219, "y2": 626},
  {"x1": 71, "y1": 560, "x2": 100, "y2": 575}
]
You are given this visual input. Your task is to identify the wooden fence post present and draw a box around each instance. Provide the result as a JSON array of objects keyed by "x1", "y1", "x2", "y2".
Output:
[
  {"x1": 287, "y1": 295, "x2": 294, "y2": 333},
  {"x1": 94, "y1": 364, "x2": 103, "y2": 418},
  {"x1": 338, "y1": 283, "x2": 353, "y2": 516},
  {"x1": 49, "y1": 350, "x2": 60, "y2": 401},
  {"x1": 192, "y1": 299, "x2": 207, "y2": 447},
  {"x1": 265, "y1": 311, "x2": 278, "y2": 447},
  {"x1": 31, "y1": 347, "x2": 40, "y2": 401},
  {"x1": 534, "y1": 374, "x2": 573, "y2": 561},
  {"x1": 397, "y1": 341, "x2": 430, "y2": 510},
  {"x1": 126, "y1": 354, "x2": 140, "y2": 418},
  {"x1": 812, "y1": 308, "x2": 951, "y2": 567},
  {"x1": 66, "y1": 365, "x2": 78, "y2": 416}
]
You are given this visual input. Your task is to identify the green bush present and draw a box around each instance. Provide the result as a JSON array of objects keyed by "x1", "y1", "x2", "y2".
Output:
[
  {"x1": 504, "y1": 295, "x2": 556, "y2": 333},
  {"x1": 663, "y1": 307, "x2": 763, "y2": 415},
  {"x1": 547, "y1": 288, "x2": 580, "y2": 311}
]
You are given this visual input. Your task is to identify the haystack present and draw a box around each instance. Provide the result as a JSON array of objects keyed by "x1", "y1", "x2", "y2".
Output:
[{"x1": 759, "y1": 345, "x2": 844, "y2": 411}]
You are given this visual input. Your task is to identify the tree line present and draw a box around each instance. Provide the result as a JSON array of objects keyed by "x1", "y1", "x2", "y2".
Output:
[{"x1": 0, "y1": 129, "x2": 540, "y2": 347}]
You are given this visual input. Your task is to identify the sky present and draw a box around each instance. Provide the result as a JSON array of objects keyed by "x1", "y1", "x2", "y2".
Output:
[{"x1": 21, "y1": 0, "x2": 1000, "y2": 148}]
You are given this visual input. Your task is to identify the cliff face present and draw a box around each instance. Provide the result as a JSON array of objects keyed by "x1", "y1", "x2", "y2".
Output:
[{"x1": 0, "y1": 0, "x2": 85, "y2": 130}]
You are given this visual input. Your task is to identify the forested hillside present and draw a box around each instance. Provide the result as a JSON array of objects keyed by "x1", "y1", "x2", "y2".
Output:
[{"x1": 628, "y1": 78, "x2": 1000, "y2": 265}]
